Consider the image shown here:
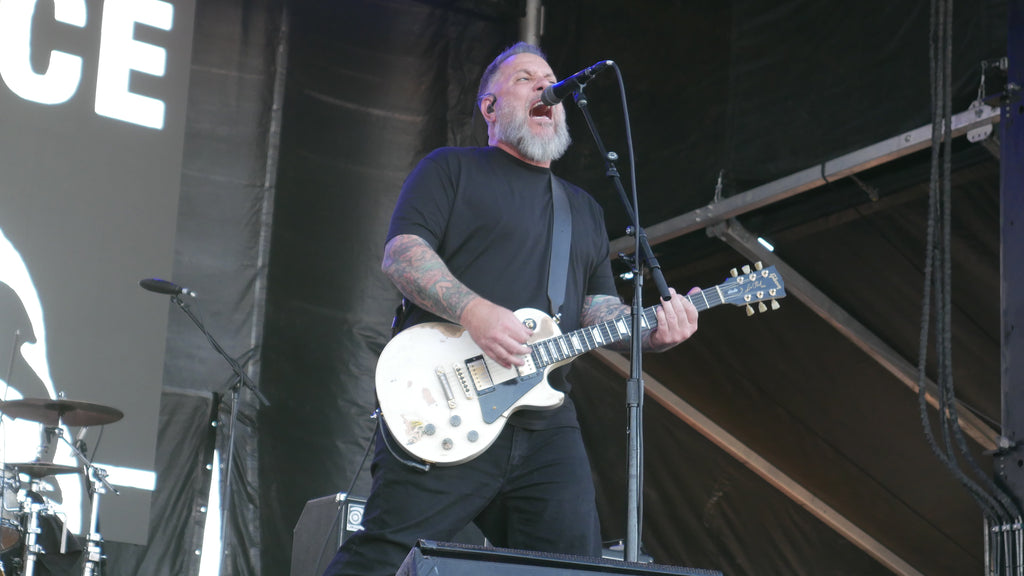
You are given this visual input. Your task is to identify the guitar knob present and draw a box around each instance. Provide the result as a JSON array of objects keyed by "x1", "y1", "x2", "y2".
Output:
[
  {"x1": 423, "y1": 424, "x2": 436, "y2": 436},
  {"x1": 449, "y1": 415, "x2": 462, "y2": 427},
  {"x1": 467, "y1": 430, "x2": 479, "y2": 443},
  {"x1": 745, "y1": 304, "x2": 754, "y2": 317},
  {"x1": 771, "y1": 299, "x2": 781, "y2": 311},
  {"x1": 758, "y1": 302, "x2": 767, "y2": 313},
  {"x1": 441, "y1": 438, "x2": 454, "y2": 451}
]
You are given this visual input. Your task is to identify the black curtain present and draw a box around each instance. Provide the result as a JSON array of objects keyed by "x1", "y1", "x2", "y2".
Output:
[
  {"x1": 258, "y1": 1, "x2": 521, "y2": 574},
  {"x1": 240, "y1": 1, "x2": 1005, "y2": 575},
  {"x1": 110, "y1": 0, "x2": 285, "y2": 574}
]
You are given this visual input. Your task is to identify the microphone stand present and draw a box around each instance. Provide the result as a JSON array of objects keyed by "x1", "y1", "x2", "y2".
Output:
[
  {"x1": 571, "y1": 83, "x2": 671, "y2": 563},
  {"x1": 169, "y1": 294, "x2": 270, "y2": 560}
]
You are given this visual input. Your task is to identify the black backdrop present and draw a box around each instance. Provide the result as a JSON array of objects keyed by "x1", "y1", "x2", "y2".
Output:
[
  {"x1": 115, "y1": 0, "x2": 1012, "y2": 575},
  {"x1": 257, "y1": 1, "x2": 1005, "y2": 575}
]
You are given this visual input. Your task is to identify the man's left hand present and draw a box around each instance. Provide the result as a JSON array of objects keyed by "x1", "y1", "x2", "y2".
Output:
[{"x1": 648, "y1": 287, "x2": 699, "y2": 352}]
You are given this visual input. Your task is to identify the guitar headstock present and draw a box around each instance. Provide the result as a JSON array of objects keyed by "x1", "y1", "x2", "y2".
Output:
[{"x1": 721, "y1": 262, "x2": 786, "y2": 316}]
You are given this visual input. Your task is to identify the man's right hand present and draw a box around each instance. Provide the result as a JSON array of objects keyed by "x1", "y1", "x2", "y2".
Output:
[{"x1": 459, "y1": 298, "x2": 533, "y2": 369}]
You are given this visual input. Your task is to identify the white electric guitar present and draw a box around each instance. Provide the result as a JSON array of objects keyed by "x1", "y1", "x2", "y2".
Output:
[{"x1": 376, "y1": 263, "x2": 785, "y2": 465}]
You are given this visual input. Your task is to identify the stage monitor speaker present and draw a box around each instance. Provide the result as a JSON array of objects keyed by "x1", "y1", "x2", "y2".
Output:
[
  {"x1": 397, "y1": 540, "x2": 723, "y2": 576},
  {"x1": 290, "y1": 492, "x2": 366, "y2": 576},
  {"x1": 290, "y1": 494, "x2": 487, "y2": 576}
]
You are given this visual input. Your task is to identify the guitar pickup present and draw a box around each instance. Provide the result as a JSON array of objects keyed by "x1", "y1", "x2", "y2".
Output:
[{"x1": 465, "y1": 356, "x2": 496, "y2": 395}]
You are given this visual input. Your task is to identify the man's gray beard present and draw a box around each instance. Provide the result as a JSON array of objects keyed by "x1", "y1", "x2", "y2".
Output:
[{"x1": 495, "y1": 102, "x2": 572, "y2": 164}]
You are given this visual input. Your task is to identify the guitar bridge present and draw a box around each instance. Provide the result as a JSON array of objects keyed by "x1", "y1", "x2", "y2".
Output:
[
  {"x1": 434, "y1": 367, "x2": 457, "y2": 409},
  {"x1": 452, "y1": 364, "x2": 474, "y2": 399}
]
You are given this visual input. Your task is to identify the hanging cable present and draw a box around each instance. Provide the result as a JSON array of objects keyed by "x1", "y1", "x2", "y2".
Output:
[{"x1": 916, "y1": 0, "x2": 1021, "y2": 529}]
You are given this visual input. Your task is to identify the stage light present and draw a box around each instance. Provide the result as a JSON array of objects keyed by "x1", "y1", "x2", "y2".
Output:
[{"x1": 757, "y1": 236, "x2": 776, "y2": 252}]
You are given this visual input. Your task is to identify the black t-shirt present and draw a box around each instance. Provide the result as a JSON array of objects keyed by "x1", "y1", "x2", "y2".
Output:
[{"x1": 386, "y1": 146, "x2": 618, "y2": 428}]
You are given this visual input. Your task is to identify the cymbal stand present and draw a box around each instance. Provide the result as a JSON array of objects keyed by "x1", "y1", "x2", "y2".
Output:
[
  {"x1": 49, "y1": 426, "x2": 117, "y2": 576},
  {"x1": 81, "y1": 465, "x2": 111, "y2": 576},
  {"x1": 20, "y1": 497, "x2": 45, "y2": 576}
]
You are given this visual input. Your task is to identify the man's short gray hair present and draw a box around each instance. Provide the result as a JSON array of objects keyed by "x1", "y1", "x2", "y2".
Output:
[{"x1": 477, "y1": 42, "x2": 548, "y2": 104}]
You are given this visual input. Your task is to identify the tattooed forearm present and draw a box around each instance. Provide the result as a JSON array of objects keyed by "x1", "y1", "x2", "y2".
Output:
[
  {"x1": 580, "y1": 294, "x2": 629, "y2": 326},
  {"x1": 382, "y1": 234, "x2": 478, "y2": 324},
  {"x1": 581, "y1": 294, "x2": 654, "y2": 351}
]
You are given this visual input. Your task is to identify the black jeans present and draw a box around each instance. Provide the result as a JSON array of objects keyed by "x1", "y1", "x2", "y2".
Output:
[{"x1": 321, "y1": 423, "x2": 601, "y2": 576}]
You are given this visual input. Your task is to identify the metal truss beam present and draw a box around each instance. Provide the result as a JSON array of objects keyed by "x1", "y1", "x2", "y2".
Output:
[
  {"x1": 610, "y1": 103, "x2": 1002, "y2": 256},
  {"x1": 707, "y1": 218, "x2": 999, "y2": 451}
]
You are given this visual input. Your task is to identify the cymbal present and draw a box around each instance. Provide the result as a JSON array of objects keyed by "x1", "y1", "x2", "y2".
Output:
[
  {"x1": 6, "y1": 462, "x2": 81, "y2": 478},
  {"x1": 0, "y1": 398, "x2": 124, "y2": 427}
]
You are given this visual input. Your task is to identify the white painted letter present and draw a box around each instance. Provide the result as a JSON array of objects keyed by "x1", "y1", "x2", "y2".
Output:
[
  {"x1": 95, "y1": 0, "x2": 174, "y2": 130},
  {"x1": 0, "y1": 0, "x2": 87, "y2": 105}
]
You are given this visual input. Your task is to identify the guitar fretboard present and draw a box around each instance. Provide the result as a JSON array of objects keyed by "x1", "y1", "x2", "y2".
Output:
[{"x1": 528, "y1": 285, "x2": 727, "y2": 369}]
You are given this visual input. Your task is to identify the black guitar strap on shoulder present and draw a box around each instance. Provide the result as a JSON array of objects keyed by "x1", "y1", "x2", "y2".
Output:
[{"x1": 548, "y1": 174, "x2": 572, "y2": 323}]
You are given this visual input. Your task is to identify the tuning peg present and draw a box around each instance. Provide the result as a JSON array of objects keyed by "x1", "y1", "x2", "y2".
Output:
[
  {"x1": 741, "y1": 265, "x2": 751, "y2": 275},
  {"x1": 758, "y1": 302, "x2": 767, "y2": 313},
  {"x1": 730, "y1": 268, "x2": 738, "y2": 277},
  {"x1": 771, "y1": 299, "x2": 780, "y2": 311},
  {"x1": 754, "y1": 261, "x2": 763, "y2": 271},
  {"x1": 745, "y1": 304, "x2": 754, "y2": 316}
]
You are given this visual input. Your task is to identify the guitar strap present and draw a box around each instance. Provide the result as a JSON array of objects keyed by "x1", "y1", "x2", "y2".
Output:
[{"x1": 548, "y1": 174, "x2": 572, "y2": 322}]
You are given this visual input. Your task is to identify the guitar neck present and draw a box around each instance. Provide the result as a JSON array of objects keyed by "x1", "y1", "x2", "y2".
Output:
[{"x1": 529, "y1": 285, "x2": 728, "y2": 369}]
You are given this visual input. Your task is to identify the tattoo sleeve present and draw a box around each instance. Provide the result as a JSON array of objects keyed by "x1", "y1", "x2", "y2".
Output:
[
  {"x1": 581, "y1": 294, "x2": 654, "y2": 351},
  {"x1": 381, "y1": 234, "x2": 478, "y2": 324}
]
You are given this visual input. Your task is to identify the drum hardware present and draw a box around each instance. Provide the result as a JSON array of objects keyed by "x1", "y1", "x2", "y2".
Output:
[
  {"x1": 19, "y1": 500, "x2": 44, "y2": 576},
  {"x1": 0, "y1": 399, "x2": 123, "y2": 428},
  {"x1": 0, "y1": 397, "x2": 122, "y2": 576},
  {"x1": 5, "y1": 464, "x2": 81, "y2": 480},
  {"x1": 0, "y1": 469, "x2": 21, "y2": 556},
  {"x1": 52, "y1": 426, "x2": 117, "y2": 576},
  {"x1": 79, "y1": 466, "x2": 113, "y2": 576}
]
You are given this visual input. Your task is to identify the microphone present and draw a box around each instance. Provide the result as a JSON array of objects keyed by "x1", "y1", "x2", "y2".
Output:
[
  {"x1": 139, "y1": 278, "x2": 196, "y2": 298},
  {"x1": 540, "y1": 60, "x2": 614, "y2": 106}
]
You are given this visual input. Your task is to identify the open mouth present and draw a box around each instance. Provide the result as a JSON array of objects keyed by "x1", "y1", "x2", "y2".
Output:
[{"x1": 530, "y1": 102, "x2": 553, "y2": 120}]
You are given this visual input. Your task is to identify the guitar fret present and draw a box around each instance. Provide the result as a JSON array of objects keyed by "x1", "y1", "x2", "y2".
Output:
[
  {"x1": 603, "y1": 321, "x2": 616, "y2": 343},
  {"x1": 583, "y1": 327, "x2": 597, "y2": 350},
  {"x1": 550, "y1": 338, "x2": 562, "y2": 360},
  {"x1": 687, "y1": 293, "x2": 702, "y2": 311},
  {"x1": 574, "y1": 329, "x2": 587, "y2": 351},
  {"x1": 570, "y1": 333, "x2": 583, "y2": 353},
  {"x1": 614, "y1": 318, "x2": 629, "y2": 338},
  {"x1": 558, "y1": 337, "x2": 570, "y2": 357}
]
